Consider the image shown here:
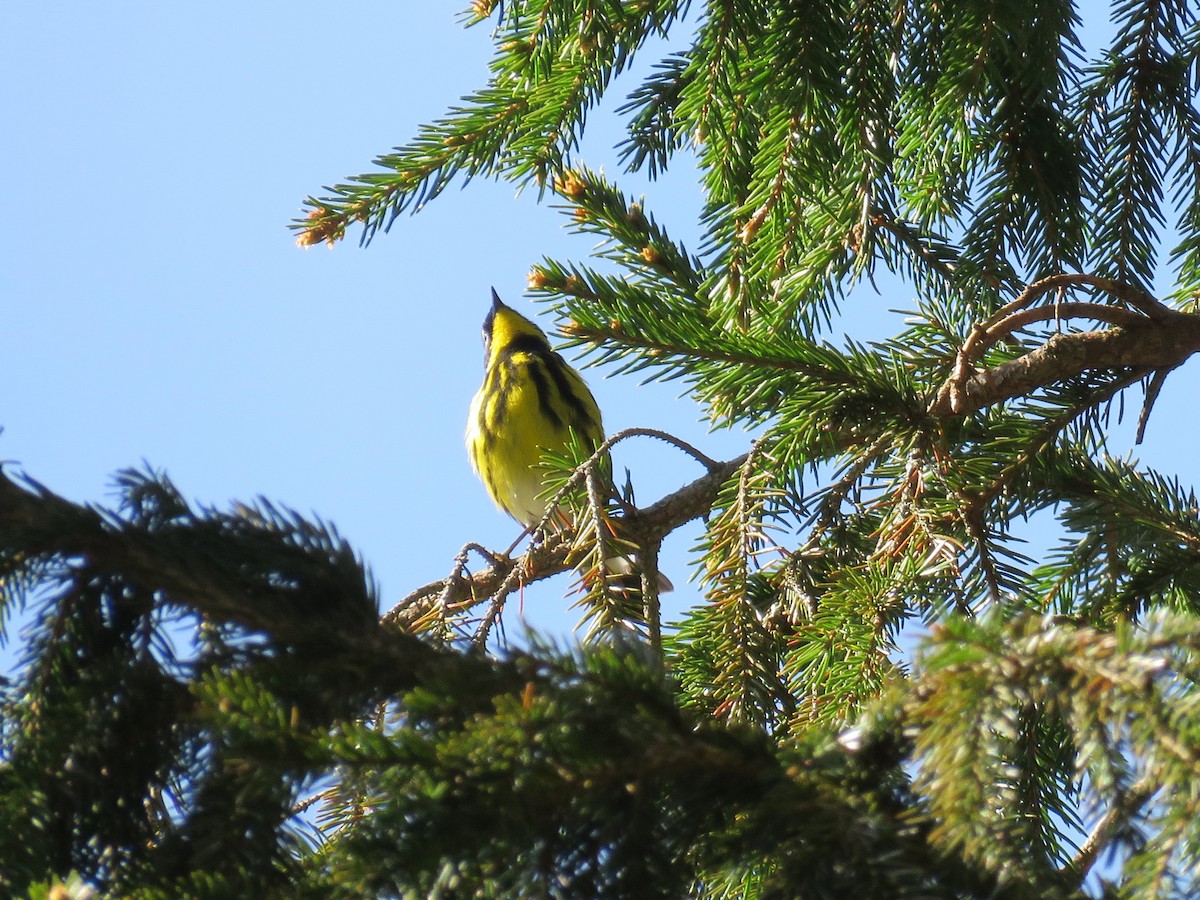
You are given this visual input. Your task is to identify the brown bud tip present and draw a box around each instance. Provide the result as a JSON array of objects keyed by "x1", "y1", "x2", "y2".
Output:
[
  {"x1": 296, "y1": 207, "x2": 342, "y2": 248},
  {"x1": 553, "y1": 171, "x2": 587, "y2": 199},
  {"x1": 739, "y1": 207, "x2": 768, "y2": 243},
  {"x1": 640, "y1": 245, "x2": 663, "y2": 265},
  {"x1": 527, "y1": 269, "x2": 549, "y2": 290}
]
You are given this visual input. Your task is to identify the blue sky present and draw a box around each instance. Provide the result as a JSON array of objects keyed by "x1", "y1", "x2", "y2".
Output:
[
  {"x1": 3, "y1": 1, "x2": 1198, "y2": 654},
  {"x1": 0, "y1": 3, "x2": 742, "y2": 643}
]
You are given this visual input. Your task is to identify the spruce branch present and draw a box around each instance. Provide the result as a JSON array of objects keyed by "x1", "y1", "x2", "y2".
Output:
[
  {"x1": 294, "y1": 1, "x2": 688, "y2": 247},
  {"x1": 563, "y1": 317, "x2": 863, "y2": 383},
  {"x1": 873, "y1": 209, "x2": 961, "y2": 285},
  {"x1": 971, "y1": 367, "x2": 1150, "y2": 510},
  {"x1": 908, "y1": 611, "x2": 1200, "y2": 891},
  {"x1": 544, "y1": 166, "x2": 704, "y2": 293},
  {"x1": 931, "y1": 274, "x2": 1200, "y2": 417},
  {"x1": 0, "y1": 469, "x2": 479, "y2": 695},
  {"x1": 0, "y1": 470, "x2": 378, "y2": 646},
  {"x1": 809, "y1": 432, "x2": 893, "y2": 539},
  {"x1": 617, "y1": 51, "x2": 691, "y2": 176}
]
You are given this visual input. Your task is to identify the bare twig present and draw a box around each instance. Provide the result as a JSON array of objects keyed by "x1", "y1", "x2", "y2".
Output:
[
  {"x1": 1135, "y1": 368, "x2": 1170, "y2": 445},
  {"x1": 1065, "y1": 777, "x2": 1157, "y2": 889},
  {"x1": 605, "y1": 426, "x2": 725, "y2": 472}
]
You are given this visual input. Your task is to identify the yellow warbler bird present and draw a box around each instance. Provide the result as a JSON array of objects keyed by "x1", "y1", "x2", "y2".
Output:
[{"x1": 466, "y1": 289, "x2": 671, "y2": 592}]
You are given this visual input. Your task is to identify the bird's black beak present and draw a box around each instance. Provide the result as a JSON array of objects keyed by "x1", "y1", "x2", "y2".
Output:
[{"x1": 490, "y1": 287, "x2": 506, "y2": 312}]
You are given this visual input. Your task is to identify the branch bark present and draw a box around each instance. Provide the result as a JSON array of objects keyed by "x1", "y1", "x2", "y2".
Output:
[{"x1": 930, "y1": 306, "x2": 1200, "y2": 417}]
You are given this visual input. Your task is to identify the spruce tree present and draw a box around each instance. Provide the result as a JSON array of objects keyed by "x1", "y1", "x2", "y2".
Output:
[{"x1": 6, "y1": 0, "x2": 1200, "y2": 896}]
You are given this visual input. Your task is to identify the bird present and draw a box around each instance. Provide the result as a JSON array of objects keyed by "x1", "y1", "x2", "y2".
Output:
[{"x1": 465, "y1": 288, "x2": 671, "y2": 593}]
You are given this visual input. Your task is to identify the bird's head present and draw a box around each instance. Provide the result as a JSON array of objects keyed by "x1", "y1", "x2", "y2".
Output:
[{"x1": 482, "y1": 288, "x2": 551, "y2": 368}]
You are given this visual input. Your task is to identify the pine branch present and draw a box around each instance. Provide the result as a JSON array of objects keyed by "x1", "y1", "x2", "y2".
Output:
[
  {"x1": 969, "y1": 367, "x2": 1148, "y2": 510},
  {"x1": 1083, "y1": 0, "x2": 1187, "y2": 287}
]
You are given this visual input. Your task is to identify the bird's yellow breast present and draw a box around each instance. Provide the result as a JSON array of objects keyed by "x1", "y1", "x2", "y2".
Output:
[{"x1": 466, "y1": 349, "x2": 602, "y2": 526}]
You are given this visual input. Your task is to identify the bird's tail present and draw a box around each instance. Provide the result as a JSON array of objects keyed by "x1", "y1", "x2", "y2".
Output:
[{"x1": 601, "y1": 553, "x2": 675, "y2": 595}]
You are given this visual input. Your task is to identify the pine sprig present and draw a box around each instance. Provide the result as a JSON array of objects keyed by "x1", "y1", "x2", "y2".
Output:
[
  {"x1": 617, "y1": 51, "x2": 692, "y2": 177},
  {"x1": 1031, "y1": 454, "x2": 1200, "y2": 622},
  {"x1": 544, "y1": 166, "x2": 704, "y2": 294},
  {"x1": 781, "y1": 560, "x2": 910, "y2": 732},
  {"x1": 295, "y1": 0, "x2": 688, "y2": 247},
  {"x1": 909, "y1": 611, "x2": 1200, "y2": 894},
  {"x1": 1081, "y1": 0, "x2": 1198, "y2": 288},
  {"x1": 677, "y1": 444, "x2": 792, "y2": 731},
  {"x1": 0, "y1": 467, "x2": 397, "y2": 895}
]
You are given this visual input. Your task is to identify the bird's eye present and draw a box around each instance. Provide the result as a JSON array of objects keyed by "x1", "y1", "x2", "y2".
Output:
[{"x1": 480, "y1": 306, "x2": 498, "y2": 366}]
